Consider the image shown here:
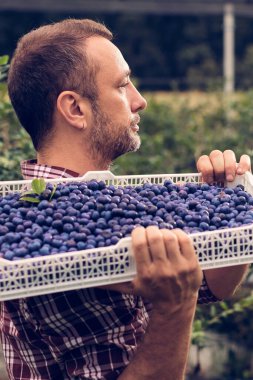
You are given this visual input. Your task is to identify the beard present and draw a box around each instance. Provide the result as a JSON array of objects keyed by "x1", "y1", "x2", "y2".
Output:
[{"x1": 88, "y1": 103, "x2": 141, "y2": 162}]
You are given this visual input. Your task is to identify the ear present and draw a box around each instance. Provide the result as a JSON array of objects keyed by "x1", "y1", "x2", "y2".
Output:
[{"x1": 56, "y1": 91, "x2": 88, "y2": 130}]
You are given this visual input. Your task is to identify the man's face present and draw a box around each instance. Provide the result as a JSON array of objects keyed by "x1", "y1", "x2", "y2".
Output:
[{"x1": 85, "y1": 36, "x2": 147, "y2": 162}]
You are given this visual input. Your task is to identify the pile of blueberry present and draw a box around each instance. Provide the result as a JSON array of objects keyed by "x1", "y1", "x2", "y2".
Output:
[{"x1": 0, "y1": 179, "x2": 253, "y2": 260}]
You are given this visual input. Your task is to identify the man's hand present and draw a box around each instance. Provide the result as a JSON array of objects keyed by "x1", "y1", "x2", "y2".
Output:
[
  {"x1": 196, "y1": 149, "x2": 251, "y2": 184},
  {"x1": 196, "y1": 149, "x2": 251, "y2": 300},
  {"x1": 131, "y1": 226, "x2": 202, "y2": 313},
  {"x1": 119, "y1": 226, "x2": 202, "y2": 380}
]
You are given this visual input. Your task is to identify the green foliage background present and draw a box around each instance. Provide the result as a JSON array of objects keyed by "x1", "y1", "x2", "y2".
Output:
[
  {"x1": 0, "y1": 59, "x2": 34, "y2": 180},
  {"x1": 2, "y1": 12, "x2": 253, "y2": 91},
  {"x1": 114, "y1": 92, "x2": 253, "y2": 175},
  {"x1": 3, "y1": 82, "x2": 253, "y2": 180}
]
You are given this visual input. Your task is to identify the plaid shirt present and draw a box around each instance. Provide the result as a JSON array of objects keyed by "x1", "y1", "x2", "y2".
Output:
[{"x1": 0, "y1": 160, "x2": 219, "y2": 380}]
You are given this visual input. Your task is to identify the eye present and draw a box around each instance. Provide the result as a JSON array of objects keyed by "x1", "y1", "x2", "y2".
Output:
[
  {"x1": 119, "y1": 81, "x2": 129, "y2": 88},
  {"x1": 119, "y1": 75, "x2": 131, "y2": 89}
]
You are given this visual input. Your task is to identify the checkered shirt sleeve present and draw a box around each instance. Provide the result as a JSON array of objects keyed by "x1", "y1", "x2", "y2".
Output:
[{"x1": 1, "y1": 289, "x2": 151, "y2": 380}]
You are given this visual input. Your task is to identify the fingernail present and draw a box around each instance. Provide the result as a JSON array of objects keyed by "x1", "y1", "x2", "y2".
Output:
[{"x1": 226, "y1": 174, "x2": 234, "y2": 181}]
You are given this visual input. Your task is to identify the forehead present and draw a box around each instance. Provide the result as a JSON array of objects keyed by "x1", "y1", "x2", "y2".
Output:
[{"x1": 86, "y1": 36, "x2": 129, "y2": 82}]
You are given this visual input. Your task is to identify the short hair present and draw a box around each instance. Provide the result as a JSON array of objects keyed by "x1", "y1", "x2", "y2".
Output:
[{"x1": 7, "y1": 19, "x2": 113, "y2": 151}]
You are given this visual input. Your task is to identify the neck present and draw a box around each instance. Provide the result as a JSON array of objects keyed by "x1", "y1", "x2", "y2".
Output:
[{"x1": 37, "y1": 143, "x2": 111, "y2": 176}]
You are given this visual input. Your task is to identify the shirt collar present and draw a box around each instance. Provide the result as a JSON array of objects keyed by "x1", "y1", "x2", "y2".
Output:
[{"x1": 20, "y1": 159, "x2": 80, "y2": 179}]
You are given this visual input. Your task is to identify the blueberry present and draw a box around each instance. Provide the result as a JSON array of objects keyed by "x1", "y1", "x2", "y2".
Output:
[
  {"x1": 201, "y1": 184, "x2": 210, "y2": 191},
  {"x1": 14, "y1": 224, "x2": 24, "y2": 233},
  {"x1": 15, "y1": 247, "x2": 28, "y2": 257},
  {"x1": 188, "y1": 200, "x2": 198, "y2": 209},
  {"x1": 53, "y1": 212, "x2": 63, "y2": 220},
  {"x1": 238, "y1": 196, "x2": 247, "y2": 205},
  {"x1": 111, "y1": 208, "x2": 125, "y2": 217},
  {"x1": 66, "y1": 207, "x2": 79, "y2": 216},
  {"x1": 52, "y1": 239, "x2": 62, "y2": 248},
  {"x1": 199, "y1": 222, "x2": 209, "y2": 231},
  {"x1": 77, "y1": 241, "x2": 87, "y2": 250},
  {"x1": 0, "y1": 226, "x2": 9, "y2": 235},
  {"x1": 28, "y1": 241, "x2": 42, "y2": 252},
  {"x1": 176, "y1": 220, "x2": 185, "y2": 228},
  {"x1": 184, "y1": 214, "x2": 193, "y2": 222},
  {"x1": 5, "y1": 232, "x2": 21, "y2": 243},
  {"x1": 87, "y1": 181, "x2": 99, "y2": 191},
  {"x1": 243, "y1": 218, "x2": 253, "y2": 224},
  {"x1": 35, "y1": 214, "x2": 46, "y2": 225},
  {"x1": 12, "y1": 217, "x2": 23, "y2": 226},
  {"x1": 62, "y1": 223, "x2": 74, "y2": 233},
  {"x1": 4, "y1": 250, "x2": 15, "y2": 260},
  {"x1": 43, "y1": 233, "x2": 53, "y2": 244},
  {"x1": 188, "y1": 221, "x2": 198, "y2": 228},
  {"x1": 26, "y1": 210, "x2": 36, "y2": 221},
  {"x1": 62, "y1": 216, "x2": 75, "y2": 224},
  {"x1": 111, "y1": 236, "x2": 120, "y2": 245},
  {"x1": 33, "y1": 228, "x2": 43, "y2": 239},
  {"x1": 44, "y1": 216, "x2": 53, "y2": 226},
  {"x1": 59, "y1": 187, "x2": 70, "y2": 196},
  {"x1": 192, "y1": 215, "x2": 201, "y2": 224},
  {"x1": 52, "y1": 220, "x2": 63, "y2": 230},
  {"x1": 44, "y1": 207, "x2": 54, "y2": 216},
  {"x1": 38, "y1": 200, "x2": 51, "y2": 210},
  {"x1": 236, "y1": 205, "x2": 247, "y2": 212}
]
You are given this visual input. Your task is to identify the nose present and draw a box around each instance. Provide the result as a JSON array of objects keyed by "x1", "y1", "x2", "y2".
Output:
[{"x1": 129, "y1": 83, "x2": 147, "y2": 112}]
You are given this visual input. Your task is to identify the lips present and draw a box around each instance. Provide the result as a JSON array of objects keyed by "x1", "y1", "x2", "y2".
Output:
[
  {"x1": 130, "y1": 115, "x2": 140, "y2": 132},
  {"x1": 131, "y1": 125, "x2": 139, "y2": 132},
  {"x1": 132, "y1": 115, "x2": 140, "y2": 125}
]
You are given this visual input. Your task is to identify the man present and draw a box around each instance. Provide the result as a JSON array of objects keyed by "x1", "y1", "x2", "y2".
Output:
[{"x1": 1, "y1": 19, "x2": 250, "y2": 380}]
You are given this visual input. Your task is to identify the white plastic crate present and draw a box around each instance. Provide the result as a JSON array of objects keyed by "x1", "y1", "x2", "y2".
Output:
[{"x1": 0, "y1": 170, "x2": 253, "y2": 301}]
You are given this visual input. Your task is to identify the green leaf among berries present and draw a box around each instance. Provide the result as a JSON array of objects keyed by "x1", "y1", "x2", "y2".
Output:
[
  {"x1": 19, "y1": 196, "x2": 40, "y2": 203},
  {"x1": 31, "y1": 178, "x2": 46, "y2": 195},
  {"x1": 19, "y1": 178, "x2": 56, "y2": 204}
]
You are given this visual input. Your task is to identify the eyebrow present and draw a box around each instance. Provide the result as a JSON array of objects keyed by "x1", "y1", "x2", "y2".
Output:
[
  {"x1": 116, "y1": 68, "x2": 131, "y2": 84},
  {"x1": 125, "y1": 68, "x2": 131, "y2": 77}
]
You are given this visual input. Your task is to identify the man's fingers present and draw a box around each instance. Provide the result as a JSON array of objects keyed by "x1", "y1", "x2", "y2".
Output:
[
  {"x1": 197, "y1": 150, "x2": 251, "y2": 183},
  {"x1": 209, "y1": 150, "x2": 225, "y2": 182},
  {"x1": 131, "y1": 227, "x2": 151, "y2": 274},
  {"x1": 146, "y1": 226, "x2": 167, "y2": 262},
  {"x1": 223, "y1": 149, "x2": 237, "y2": 182},
  {"x1": 170, "y1": 229, "x2": 196, "y2": 261},
  {"x1": 196, "y1": 155, "x2": 214, "y2": 183},
  {"x1": 160, "y1": 229, "x2": 181, "y2": 264},
  {"x1": 237, "y1": 154, "x2": 251, "y2": 175}
]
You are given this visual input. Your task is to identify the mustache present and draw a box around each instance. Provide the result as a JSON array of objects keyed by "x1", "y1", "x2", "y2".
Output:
[{"x1": 130, "y1": 115, "x2": 140, "y2": 126}]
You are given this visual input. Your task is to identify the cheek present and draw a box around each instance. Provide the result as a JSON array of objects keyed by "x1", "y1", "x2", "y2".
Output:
[
  {"x1": 107, "y1": 104, "x2": 130, "y2": 121},
  {"x1": 99, "y1": 92, "x2": 131, "y2": 119}
]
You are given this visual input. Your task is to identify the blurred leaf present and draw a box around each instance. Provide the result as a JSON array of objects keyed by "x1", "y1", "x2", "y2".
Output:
[
  {"x1": 31, "y1": 178, "x2": 46, "y2": 195},
  {"x1": 19, "y1": 196, "x2": 40, "y2": 203},
  {"x1": 0, "y1": 55, "x2": 9, "y2": 65}
]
